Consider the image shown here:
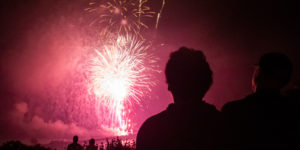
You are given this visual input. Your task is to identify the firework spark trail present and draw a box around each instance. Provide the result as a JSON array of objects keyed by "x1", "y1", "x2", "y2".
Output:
[
  {"x1": 138, "y1": 0, "x2": 142, "y2": 24},
  {"x1": 85, "y1": 0, "x2": 155, "y2": 38},
  {"x1": 156, "y1": 0, "x2": 166, "y2": 29},
  {"x1": 87, "y1": 35, "x2": 159, "y2": 135}
]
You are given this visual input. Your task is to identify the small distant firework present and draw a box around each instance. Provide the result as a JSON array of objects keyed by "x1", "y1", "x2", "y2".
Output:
[
  {"x1": 87, "y1": 35, "x2": 159, "y2": 135},
  {"x1": 85, "y1": 0, "x2": 156, "y2": 38}
]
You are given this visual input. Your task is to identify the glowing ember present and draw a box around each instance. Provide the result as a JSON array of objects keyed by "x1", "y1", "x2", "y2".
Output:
[
  {"x1": 87, "y1": 35, "x2": 159, "y2": 135},
  {"x1": 121, "y1": 19, "x2": 128, "y2": 25}
]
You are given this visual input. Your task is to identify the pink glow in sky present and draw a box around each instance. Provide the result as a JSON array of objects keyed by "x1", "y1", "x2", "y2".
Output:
[{"x1": 0, "y1": 0, "x2": 299, "y2": 145}]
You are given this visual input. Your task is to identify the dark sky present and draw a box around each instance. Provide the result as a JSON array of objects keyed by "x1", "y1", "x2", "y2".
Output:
[
  {"x1": 157, "y1": 0, "x2": 300, "y2": 106},
  {"x1": 0, "y1": 0, "x2": 299, "y2": 144}
]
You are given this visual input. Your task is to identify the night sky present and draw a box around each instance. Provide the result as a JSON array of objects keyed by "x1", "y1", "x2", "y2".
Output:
[{"x1": 0, "y1": 0, "x2": 299, "y2": 144}]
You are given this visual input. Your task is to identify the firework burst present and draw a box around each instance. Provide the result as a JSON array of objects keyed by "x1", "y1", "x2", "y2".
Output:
[
  {"x1": 85, "y1": 0, "x2": 156, "y2": 38},
  {"x1": 87, "y1": 35, "x2": 159, "y2": 135}
]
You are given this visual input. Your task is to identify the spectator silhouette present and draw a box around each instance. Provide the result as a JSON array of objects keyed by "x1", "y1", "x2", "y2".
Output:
[
  {"x1": 99, "y1": 142, "x2": 104, "y2": 150},
  {"x1": 67, "y1": 136, "x2": 83, "y2": 150},
  {"x1": 136, "y1": 47, "x2": 223, "y2": 150},
  {"x1": 222, "y1": 53, "x2": 296, "y2": 150},
  {"x1": 286, "y1": 85, "x2": 300, "y2": 149},
  {"x1": 85, "y1": 138, "x2": 97, "y2": 150}
]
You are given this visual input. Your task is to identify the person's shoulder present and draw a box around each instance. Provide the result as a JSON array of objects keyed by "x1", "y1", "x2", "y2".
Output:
[
  {"x1": 203, "y1": 101, "x2": 219, "y2": 112},
  {"x1": 136, "y1": 108, "x2": 170, "y2": 148},
  {"x1": 221, "y1": 95, "x2": 252, "y2": 113},
  {"x1": 137, "y1": 105, "x2": 172, "y2": 137},
  {"x1": 197, "y1": 101, "x2": 221, "y2": 118},
  {"x1": 142, "y1": 109, "x2": 169, "y2": 128},
  {"x1": 67, "y1": 143, "x2": 73, "y2": 149},
  {"x1": 75, "y1": 143, "x2": 83, "y2": 150},
  {"x1": 222, "y1": 100, "x2": 242, "y2": 112}
]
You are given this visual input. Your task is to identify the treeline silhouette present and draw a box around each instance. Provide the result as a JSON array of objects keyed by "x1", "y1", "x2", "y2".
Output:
[{"x1": 0, "y1": 138, "x2": 136, "y2": 150}]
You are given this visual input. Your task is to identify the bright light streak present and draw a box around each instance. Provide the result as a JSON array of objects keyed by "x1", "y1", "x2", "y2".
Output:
[
  {"x1": 156, "y1": 0, "x2": 166, "y2": 29},
  {"x1": 87, "y1": 35, "x2": 159, "y2": 135}
]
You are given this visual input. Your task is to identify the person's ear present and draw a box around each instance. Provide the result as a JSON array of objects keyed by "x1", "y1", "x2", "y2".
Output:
[{"x1": 252, "y1": 66, "x2": 260, "y2": 92}]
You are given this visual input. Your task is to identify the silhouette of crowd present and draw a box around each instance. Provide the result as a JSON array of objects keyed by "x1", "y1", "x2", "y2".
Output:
[
  {"x1": 136, "y1": 47, "x2": 299, "y2": 150},
  {"x1": 65, "y1": 136, "x2": 136, "y2": 150},
  {"x1": 1, "y1": 47, "x2": 299, "y2": 150},
  {"x1": 0, "y1": 137, "x2": 136, "y2": 150}
]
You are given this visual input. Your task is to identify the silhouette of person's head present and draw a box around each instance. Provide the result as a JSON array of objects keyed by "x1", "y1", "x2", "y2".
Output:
[
  {"x1": 73, "y1": 135, "x2": 79, "y2": 144},
  {"x1": 165, "y1": 47, "x2": 212, "y2": 103},
  {"x1": 89, "y1": 138, "x2": 95, "y2": 146},
  {"x1": 252, "y1": 52, "x2": 293, "y2": 93}
]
